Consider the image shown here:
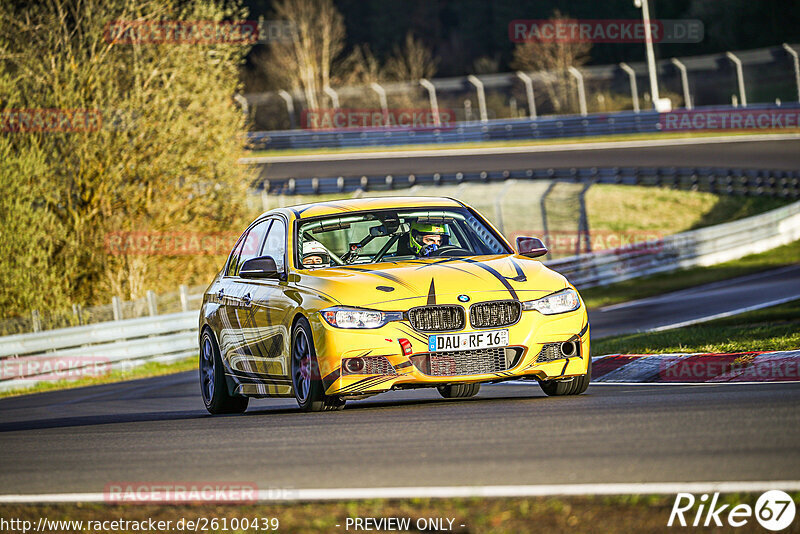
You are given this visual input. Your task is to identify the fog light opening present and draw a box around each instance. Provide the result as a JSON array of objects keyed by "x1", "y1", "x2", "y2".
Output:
[
  {"x1": 560, "y1": 341, "x2": 577, "y2": 358},
  {"x1": 344, "y1": 357, "x2": 365, "y2": 374}
]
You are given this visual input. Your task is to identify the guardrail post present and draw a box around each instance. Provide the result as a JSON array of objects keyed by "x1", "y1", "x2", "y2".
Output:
[
  {"x1": 578, "y1": 180, "x2": 593, "y2": 255},
  {"x1": 493, "y1": 179, "x2": 516, "y2": 235},
  {"x1": 233, "y1": 93, "x2": 249, "y2": 119},
  {"x1": 180, "y1": 285, "x2": 189, "y2": 312},
  {"x1": 146, "y1": 290, "x2": 158, "y2": 317},
  {"x1": 540, "y1": 181, "x2": 557, "y2": 259},
  {"x1": 323, "y1": 85, "x2": 340, "y2": 109},
  {"x1": 783, "y1": 44, "x2": 800, "y2": 102},
  {"x1": 670, "y1": 58, "x2": 692, "y2": 109},
  {"x1": 619, "y1": 63, "x2": 640, "y2": 113},
  {"x1": 72, "y1": 303, "x2": 83, "y2": 326},
  {"x1": 370, "y1": 82, "x2": 389, "y2": 120},
  {"x1": 725, "y1": 51, "x2": 747, "y2": 107},
  {"x1": 31, "y1": 310, "x2": 41, "y2": 333},
  {"x1": 467, "y1": 75, "x2": 488, "y2": 123},
  {"x1": 112, "y1": 296, "x2": 122, "y2": 321},
  {"x1": 567, "y1": 67, "x2": 588, "y2": 116},
  {"x1": 277, "y1": 90, "x2": 297, "y2": 130},
  {"x1": 515, "y1": 72, "x2": 537, "y2": 119},
  {"x1": 261, "y1": 188, "x2": 270, "y2": 211},
  {"x1": 419, "y1": 79, "x2": 441, "y2": 126}
]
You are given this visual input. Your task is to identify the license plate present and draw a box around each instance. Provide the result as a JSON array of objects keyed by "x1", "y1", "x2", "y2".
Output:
[{"x1": 428, "y1": 330, "x2": 509, "y2": 352}]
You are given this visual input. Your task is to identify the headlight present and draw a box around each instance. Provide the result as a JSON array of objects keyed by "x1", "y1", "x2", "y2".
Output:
[
  {"x1": 522, "y1": 289, "x2": 581, "y2": 315},
  {"x1": 321, "y1": 307, "x2": 403, "y2": 329}
]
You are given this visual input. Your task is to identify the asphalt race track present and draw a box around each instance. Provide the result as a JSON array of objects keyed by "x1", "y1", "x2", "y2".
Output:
[
  {"x1": 0, "y1": 379, "x2": 798, "y2": 495},
  {"x1": 255, "y1": 137, "x2": 800, "y2": 180},
  {"x1": 588, "y1": 264, "x2": 800, "y2": 339},
  {"x1": 1, "y1": 266, "x2": 799, "y2": 496}
]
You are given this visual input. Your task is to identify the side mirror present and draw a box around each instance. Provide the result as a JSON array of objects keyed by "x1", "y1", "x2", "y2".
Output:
[
  {"x1": 516, "y1": 236, "x2": 548, "y2": 258},
  {"x1": 239, "y1": 256, "x2": 281, "y2": 279}
]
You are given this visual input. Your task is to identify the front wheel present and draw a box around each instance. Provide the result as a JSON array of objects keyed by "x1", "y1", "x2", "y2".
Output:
[
  {"x1": 200, "y1": 330, "x2": 249, "y2": 414},
  {"x1": 539, "y1": 357, "x2": 592, "y2": 396},
  {"x1": 291, "y1": 318, "x2": 345, "y2": 412},
  {"x1": 437, "y1": 383, "x2": 480, "y2": 398}
]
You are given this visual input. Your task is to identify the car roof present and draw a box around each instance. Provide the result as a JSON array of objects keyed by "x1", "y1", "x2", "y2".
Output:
[{"x1": 268, "y1": 196, "x2": 465, "y2": 220}]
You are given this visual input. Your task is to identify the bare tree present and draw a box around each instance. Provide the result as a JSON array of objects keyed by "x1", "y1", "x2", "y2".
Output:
[
  {"x1": 261, "y1": 0, "x2": 345, "y2": 109},
  {"x1": 511, "y1": 10, "x2": 591, "y2": 114},
  {"x1": 336, "y1": 43, "x2": 383, "y2": 87},
  {"x1": 384, "y1": 32, "x2": 437, "y2": 82}
]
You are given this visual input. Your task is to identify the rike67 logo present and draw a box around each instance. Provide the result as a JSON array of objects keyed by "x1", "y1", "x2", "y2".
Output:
[{"x1": 668, "y1": 491, "x2": 796, "y2": 530}]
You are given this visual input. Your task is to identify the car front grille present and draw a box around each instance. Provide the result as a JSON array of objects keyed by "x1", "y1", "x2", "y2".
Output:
[
  {"x1": 469, "y1": 300, "x2": 521, "y2": 328},
  {"x1": 408, "y1": 305, "x2": 465, "y2": 332},
  {"x1": 410, "y1": 347, "x2": 522, "y2": 376}
]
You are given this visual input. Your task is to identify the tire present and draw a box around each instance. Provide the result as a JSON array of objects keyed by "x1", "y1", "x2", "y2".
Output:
[
  {"x1": 291, "y1": 317, "x2": 345, "y2": 412},
  {"x1": 539, "y1": 356, "x2": 592, "y2": 397},
  {"x1": 200, "y1": 329, "x2": 249, "y2": 415},
  {"x1": 437, "y1": 383, "x2": 481, "y2": 399}
]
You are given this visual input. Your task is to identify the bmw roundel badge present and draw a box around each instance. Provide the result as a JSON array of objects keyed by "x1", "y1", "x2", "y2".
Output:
[{"x1": 458, "y1": 294, "x2": 470, "y2": 302}]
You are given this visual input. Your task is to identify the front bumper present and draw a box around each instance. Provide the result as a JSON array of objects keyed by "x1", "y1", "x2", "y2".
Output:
[{"x1": 310, "y1": 306, "x2": 590, "y2": 396}]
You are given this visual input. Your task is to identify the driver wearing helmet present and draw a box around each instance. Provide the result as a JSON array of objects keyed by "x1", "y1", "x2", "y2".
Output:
[
  {"x1": 409, "y1": 222, "x2": 450, "y2": 257},
  {"x1": 302, "y1": 240, "x2": 331, "y2": 268}
]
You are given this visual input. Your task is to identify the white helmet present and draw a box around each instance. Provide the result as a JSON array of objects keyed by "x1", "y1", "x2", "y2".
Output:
[{"x1": 302, "y1": 240, "x2": 330, "y2": 268}]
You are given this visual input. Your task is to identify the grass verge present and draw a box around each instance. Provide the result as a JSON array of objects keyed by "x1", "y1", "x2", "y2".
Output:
[
  {"x1": 0, "y1": 356, "x2": 197, "y2": 399},
  {"x1": 581, "y1": 239, "x2": 800, "y2": 310},
  {"x1": 593, "y1": 300, "x2": 800, "y2": 355},
  {"x1": 3, "y1": 493, "x2": 793, "y2": 533},
  {"x1": 247, "y1": 129, "x2": 800, "y2": 158}
]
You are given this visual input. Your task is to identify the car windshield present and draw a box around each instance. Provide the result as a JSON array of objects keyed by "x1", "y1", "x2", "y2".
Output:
[{"x1": 296, "y1": 207, "x2": 510, "y2": 268}]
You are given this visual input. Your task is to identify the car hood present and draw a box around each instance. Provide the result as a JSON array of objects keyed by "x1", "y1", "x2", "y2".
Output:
[{"x1": 294, "y1": 254, "x2": 569, "y2": 310}]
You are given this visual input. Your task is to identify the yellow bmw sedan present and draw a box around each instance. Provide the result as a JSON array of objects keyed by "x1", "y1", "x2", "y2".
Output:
[{"x1": 198, "y1": 197, "x2": 590, "y2": 414}]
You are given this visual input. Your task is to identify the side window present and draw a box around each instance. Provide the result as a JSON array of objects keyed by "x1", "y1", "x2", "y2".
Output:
[
  {"x1": 236, "y1": 220, "x2": 272, "y2": 276},
  {"x1": 225, "y1": 232, "x2": 248, "y2": 277},
  {"x1": 261, "y1": 219, "x2": 287, "y2": 273}
]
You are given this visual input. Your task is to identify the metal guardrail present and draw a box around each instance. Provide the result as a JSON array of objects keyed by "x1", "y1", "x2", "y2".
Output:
[
  {"x1": 259, "y1": 165, "x2": 800, "y2": 198},
  {"x1": 248, "y1": 103, "x2": 800, "y2": 151},
  {"x1": 549, "y1": 199, "x2": 800, "y2": 288},
  {"x1": 1, "y1": 199, "x2": 798, "y2": 393},
  {"x1": 0, "y1": 311, "x2": 197, "y2": 393}
]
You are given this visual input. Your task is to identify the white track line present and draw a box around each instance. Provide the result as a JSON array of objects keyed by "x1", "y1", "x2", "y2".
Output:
[
  {"x1": 241, "y1": 133, "x2": 800, "y2": 164},
  {"x1": 3, "y1": 481, "x2": 800, "y2": 503},
  {"x1": 646, "y1": 295, "x2": 800, "y2": 332}
]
